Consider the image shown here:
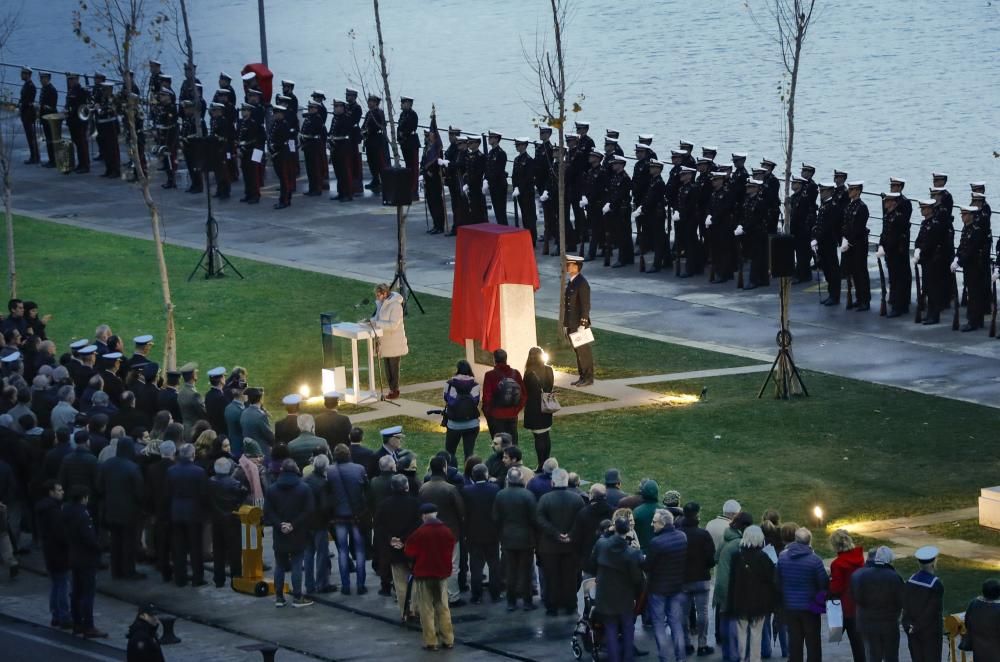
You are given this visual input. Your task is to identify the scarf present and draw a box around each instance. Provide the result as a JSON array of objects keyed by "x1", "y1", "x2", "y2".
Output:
[{"x1": 239, "y1": 454, "x2": 264, "y2": 506}]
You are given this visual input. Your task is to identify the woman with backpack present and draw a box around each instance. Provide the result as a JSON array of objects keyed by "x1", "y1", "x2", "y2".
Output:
[
  {"x1": 442, "y1": 360, "x2": 481, "y2": 461},
  {"x1": 522, "y1": 347, "x2": 555, "y2": 469}
]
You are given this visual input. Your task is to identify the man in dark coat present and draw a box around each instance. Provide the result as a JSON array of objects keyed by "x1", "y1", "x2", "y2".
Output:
[
  {"x1": 777, "y1": 527, "x2": 830, "y2": 662},
  {"x1": 156, "y1": 371, "x2": 182, "y2": 422},
  {"x1": 325, "y1": 443, "x2": 369, "y2": 594},
  {"x1": 208, "y1": 456, "x2": 247, "y2": 588},
  {"x1": 644, "y1": 509, "x2": 690, "y2": 662},
  {"x1": 419, "y1": 455, "x2": 465, "y2": 605},
  {"x1": 373, "y1": 473, "x2": 422, "y2": 620},
  {"x1": 36, "y1": 480, "x2": 71, "y2": 627},
  {"x1": 679, "y1": 501, "x2": 717, "y2": 656},
  {"x1": 880, "y1": 185, "x2": 913, "y2": 316},
  {"x1": 348, "y1": 427, "x2": 375, "y2": 477},
  {"x1": 204, "y1": 367, "x2": 228, "y2": 435},
  {"x1": 964, "y1": 579, "x2": 1000, "y2": 661},
  {"x1": 563, "y1": 255, "x2": 594, "y2": 386},
  {"x1": 592, "y1": 517, "x2": 645, "y2": 661},
  {"x1": 264, "y1": 459, "x2": 315, "y2": 606},
  {"x1": 492, "y1": 466, "x2": 538, "y2": 610},
  {"x1": 536, "y1": 468, "x2": 585, "y2": 615},
  {"x1": 572, "y1": 483, "x2": 613, "y2": 576},
  {"x1": 842, "y1": 181, "x2": 872, "y2": 311},
  {"x1": 302, "y1": 454, "x2": 332, "y2": 595},
  {"x1": 97, "y1": 438, "x2": 145, "y2": 579},
  {"x1": 111, "y1": 392, "x2": 149, "y2": 438},
  {"x1": 166, "y1": 443, "x2": 208, "y2": 587},
  {"x1": 274, "y1": 393, "x2": 301, "y2": 446},
  {"x1": 58, "y1": 434, "x2": 99, "y2": 507},
  {"x1": 314, "y1": 392, "x2": 352, "y2": 448},
  {"x1": 462, "y1": 463, "x2": 501, "y2": 603},
  {"x1": 65, "y1": 486, "x2": 107, "y2": 638},
  {"x1": 126, "y1": 603, "x2": 165, "y2": 662},
  {"x1": 852, "y1": 546, "x2": 904, "y2": 662},
  {"x1": 901, "y1": 546, "x2": 944, "y2": 662}
]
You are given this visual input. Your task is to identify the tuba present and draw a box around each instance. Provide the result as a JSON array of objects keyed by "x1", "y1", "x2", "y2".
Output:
[
  {"x1": 42, "y1": 113, "x2": 65, "y2": 141},
  {"x1": 77, "y1": 103, "x2": 93, "y2": 122}
]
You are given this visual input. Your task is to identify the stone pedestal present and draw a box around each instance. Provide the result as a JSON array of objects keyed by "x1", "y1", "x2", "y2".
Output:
[{"x1": 978, "y1": 486, "x2": 1000, "y2": 530}]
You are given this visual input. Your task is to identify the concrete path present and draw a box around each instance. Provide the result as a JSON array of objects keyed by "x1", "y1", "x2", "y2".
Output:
[
  {"x1": 3, "y1": 123, "x2": 999, "y2": 409},
  {"x1": 839, "y1": 507, "x2": 1000, "y2": 564}
]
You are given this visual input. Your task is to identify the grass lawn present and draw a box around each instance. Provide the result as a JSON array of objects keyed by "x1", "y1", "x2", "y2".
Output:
[{"x1": 922, "y1": 520, "x2": 1000, "y2": 548}]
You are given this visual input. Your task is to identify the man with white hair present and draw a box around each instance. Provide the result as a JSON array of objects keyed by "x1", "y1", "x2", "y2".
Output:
[
  {"x1": 166, "y1": 443, "x2": 209, "y2": 587},
  {"x1": 536, "y1": 467, "x2": 585, "y2": 615},
  {"x1": 303, "y1": 454, "x2": 333, "y2": 594},
  {"x1": 706, "y1": 499, "x2": 740, "y2": 551},
  {"x1": 207, "y1": 456, "x2": 247, "y2": 588},
  {"x1": 287, "y1": 414, "x2": 330, "y2": 469},
  {"x1": 776, "y1": 527, "x2": 829, "y2": 662},
  {"x1": 492, "y1": 466, "x2": 538, "y2": 611},
  {"x1": 643, "y1": 509, "x2": 689, "y2": 662},
  {"x1": 852, "y1": 546, "x2": 904, "y2": 662},
  {"x1": 50, "y1": 385, "x2": 79, "y2": 433},
  {"x1": 527, "y1": 457, "x2": 559, "y2": 500}
]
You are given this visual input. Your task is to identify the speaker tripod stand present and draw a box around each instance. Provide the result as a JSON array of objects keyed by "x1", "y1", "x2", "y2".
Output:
[
  {"x1": 758, "y1": 279, "x2": 808, "y2": 399},
  {"x1": 188, "y1": 215, "x2": 243, "y2": 281},
  {"x1": 389, "y1": 203, "x2": 425, "y2": 314}
]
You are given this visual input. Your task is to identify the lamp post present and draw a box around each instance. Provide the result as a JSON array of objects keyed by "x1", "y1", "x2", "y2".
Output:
[{"x1": 257, "y1": 0, "x2": 268, "y2": 66}]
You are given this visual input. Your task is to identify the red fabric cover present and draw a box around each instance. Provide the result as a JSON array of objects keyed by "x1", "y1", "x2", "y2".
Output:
[
  {"x1": 449, "y1": 224, "x2": 539, "y2": 351},
  {"x1": 404, "y1": 519, "x2": 456, "y2": 579},
  {"x1": 829, "y1": 546, "x2": 865, "y2": 617},
  {"x1": 481, "y1": 364, "x2": 527, "y2": 420},
  {"x1": 241, "y1": 63, "x2": 273, "y2": 103}
]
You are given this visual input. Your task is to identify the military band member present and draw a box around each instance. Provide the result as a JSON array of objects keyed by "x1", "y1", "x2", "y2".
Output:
[
  {"x1": 443, "y1": 128, "x2": 465, "y2": 233},
  {"x1": 970, "y1": 182, "x2": 990, "y2": 230},
  {"x1": 421, "y1": 126, "x2": 446, "y2": 233},
  {"x1": 534, "y1": 126, "x2": 554, "y2": 204},
  {"x1": 486, "y1": 131, "x2": 508, "y2": 224},
  {"x1": 901, "y1": 546, "x2": 944, "y2": 662},
  {"x1": 269, "y1": 103, "x2": 294, "y2": 209},
  {"x1": 245, "y1": 87, "x2": 265, "y2": 130},
  {"x1": 180, "y1": 100, "x2": 205, "y2": 194},
  {"x1": 706, "y1": 171, "x2": 733, "y2": 282},
  {"x1": 567, "y1": 133, "x2": 590, "y2": 250},
  {"x1": 207, "y1": 102, "x2": 232, "y2": 199},
  {"x1": 511, "y1": 137, "x2": 537, "y2": 242},
  {"x1": 700, "y1": 146, "x2": 717, "y2": 171},
  {"x1": 789, "y1": 176, "x2": 816, "y2": 283},
  {"x1": 362, "y1": 94, "x2": 387, "y2": 192},
  {"x1": 640, "y1": 159, "x2": 668, "y2": 273},
  {"x1": 954, "y1": 206, "x2": 989, "y2": 332},
  {"x1": 800, "y1": 162, "x2": 818, "y2": 206},
  {"x1": 739, "y1": 178, "x2": 769, "y2": 289},
  {"x1": 156, "y1": 87, "x2": 179, "y2": 188},
  {"x1": 64, "y1": 73, "x2": 91, "y2": 174},
  {"x1": 345, "y1": 88, "x2": 364, "y2": 193},
  {"x1": 583, "y1": 150, "x2": 607, "y2": 261},
  {"x1": 638, "y1": 134, "x2": 657, "y2": 160},
  {"x1": 632, "y1": 143, "x2": 652, "y2": 264},
  {"x1": 730, "y1": 152, "x2": 749, "y2": 227},
  {"x1": 311, "y1": 91, "x2": 330, "y2": 190},
  {"x1": 18, "y1": 67, "x2": 40, "y2": 164},
  {"x1": 879, "y1": 183, "x2": 912, "y2": 316},
  {"x1": 300, "y1": 100, "x2": 327, "y2": 196},
  {"x1": 914, "y1": 199, "x2": 949, "y2": 325},
  {"x1": 463, "y1": 136, "x2": 488, "y2": 223},
  {"x1": 397, "y1": 96, "x2": 419, "y2": 197},
  {"x1": 605, "y1": 154, "x2": 632, "y2": 268},
  {"x1": 38, "y1": 72, "x2": 58, "y2": 167},
  {"x1": 94, "y1": 82, "x2": 121, "y2": 179},
  {"x1": 237, "y1": 103, "x2": 262, "y2": 204},
  {"x1": 931, "y1": 173, "x2": 953, "y2": 212},
  {"x1": 841, "y1": 181, "x2": 871, "y2": 310},
  {"x1": 811, "y1": 183, "x2": 840, "y2": 303},
  {"x1": 329, "y1": 99, "x2": 360, "y2": 202},
  {"x1": 675, "y1": 166, "x2": 701, "y2": 276},
  {"x1": 179, "y1": 63, "x2": 201, "y2": 106},
  {"x1": 447, "y1": 135, "x2": 470, "y2": 235},
  {"x1": 89, "y1": 72, "x2": 108, "y2": 162},
  {"x1": 832, "y1": 169, "x2": 849, "y2": 221},
  {"x1": 563, "y1": 255, "x2": 594, "y2": 386},
  {"x1": 575, "y1": 121, "x2": 595, "y2": 154}
]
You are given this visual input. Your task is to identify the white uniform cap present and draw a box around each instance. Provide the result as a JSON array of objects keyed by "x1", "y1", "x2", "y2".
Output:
[
  {"x1": 914, "y1": 546, "x2": 939, "y2": 563},
  {"x1": 818, "y1": 181, "x2": 835, "y2": 188},
  {"x1": 960, "y1": 205, "x2": 979, "y2": 213},
  {"x1": 801, "y1": 162, "x2": 816, "y2": 170},
  {"x1": 134, "y1": 334, "x2": 154, "y2": 344},
  {"x1": 680, "y1": 166, "x2": 696, "y2": 173},
  {"x1": 889, "y1": 176, "x2": 906, "y2": 184},
  {"x1": 882, "y1": 192, "x2": 901, "y2": 199},
  {"x1": 78, "y1": 345, "x2": 98, "y2": 355},
  {"x1": 281, "y1": 79, "x2": 295, "y2": 86},
  {"x1": 207, "y1": 366, "x2": 226, "y2": 378},
  {"x1": 970, "y1": 181, "x2": 986, "y2": 188},
  {"x1": 918, "y1": 199, "x2": 936, "y2": 207},
  {"x1": 648, "y1": 160, "x2": 664, "y2": 168},
  {"x1": 611, "y1": 155, "x2": 627, "y2": 164},
  {"x1": 565, "y1": 254, "x2": 585, "y2": 263},
  {"x1": 100, "y1": 352, "x2": 123, "y2": 360},
  {"x1": 731, "y1": 152, "x2": 748, "y2": 159},
  {"x1": 634, "y1": 142, "x2": 650, "y2": 150},
  {"x1": 514, "y1": 136, "x2": 530, "y2": 143},
  {"x1": 241, "y1": 72, "x2": 256, "y2": 81},
  {"x1": 282, "y1": 394, "x2": 302, "y2": 406},
  {"x1": 930, "y1": 186, "x2": 947, "y2": 193},
  {"x1": 702, "y1": 146, "x2": 718, "y2": 152},
  {"x1": 1, "y1": 351, "x2": 21, "y2": 363},
  {"x1": 323, "y1": 390, "x2": 342, "y2": 399},
  {"x1": 380, "y1": 425, "x2": 404, "y2": 437},
  {"x1": 70, "y1": 339, "x2": 89, "y2": 350},
  {"x1": 847, "y1": 180, "x2": 864, "y2": 188},
  {"x1": 747, "y1": 178, "x2": 763, "y2": 186},
  {"x1": 637, "y1": 134, "x2": 654, "y2": 141},
  {"x1": 931, "y1": 172, "x2": 948, "y2": 179}
]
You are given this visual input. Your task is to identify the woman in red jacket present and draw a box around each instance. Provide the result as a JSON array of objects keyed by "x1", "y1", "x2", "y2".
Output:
[{"x1": 828, "y1": 529, "x2": 865, "y2": 662}]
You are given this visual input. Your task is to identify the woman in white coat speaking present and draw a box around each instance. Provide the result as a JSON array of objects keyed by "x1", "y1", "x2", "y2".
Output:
[{"x1": 370, "y1": 283, "x2": 408, "y2": 399}]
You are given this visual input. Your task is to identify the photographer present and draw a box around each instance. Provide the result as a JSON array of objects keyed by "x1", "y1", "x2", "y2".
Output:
[
  {"x1": 370, "y1": 284, "x2": 408, "y2": 399},
  {"x1": 441, "y1": 360, "x2": 481, "y2": 462}
]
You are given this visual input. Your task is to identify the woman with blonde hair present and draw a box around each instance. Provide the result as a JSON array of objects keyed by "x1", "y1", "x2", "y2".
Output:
[
  {"x1": 729, "y1": 525, "x2": 778, "y2": 662},
  {"x1": 828, "y1": 529, "x2": 865, "y2": 662}
]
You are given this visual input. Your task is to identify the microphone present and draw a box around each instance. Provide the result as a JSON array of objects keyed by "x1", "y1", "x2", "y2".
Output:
[{"x1": 354, "y1": 297, "x2": 370, "y2": 309}]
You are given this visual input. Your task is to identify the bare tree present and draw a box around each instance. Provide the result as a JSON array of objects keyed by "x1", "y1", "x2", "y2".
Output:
[
  {"x1": 372, "y1": 0, "x2": 399, "y2": 166},
  {"x1": 525, "y1": 0, "x2": 572, "y2": 327},
  {"x1": 74, "y1": 0, "x2": 179, "y2": 370},
  {"x1": 0, "y1": 9, "x2": 21, "y2": 298}
]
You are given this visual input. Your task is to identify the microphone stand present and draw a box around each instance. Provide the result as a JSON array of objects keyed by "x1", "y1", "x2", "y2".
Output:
[{"x1": 364, "y1": 315, "x2": 400, "y2": 407}]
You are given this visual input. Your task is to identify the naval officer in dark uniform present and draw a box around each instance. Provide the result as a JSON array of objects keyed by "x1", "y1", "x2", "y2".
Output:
[
  {"x1": 564, "y1": 255, "x2": 594, "y2": 386},
  {"x1": 901, "y1": 546, "x2": 944, "y2": 662}
]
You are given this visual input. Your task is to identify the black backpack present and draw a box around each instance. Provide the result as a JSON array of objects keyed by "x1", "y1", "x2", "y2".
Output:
[
  {"x1": 446, "y1": 378, "x2": 479, "y2": 422},
  {"x1": 493, "y1": 375, "x2": 522, "y2": 409}
]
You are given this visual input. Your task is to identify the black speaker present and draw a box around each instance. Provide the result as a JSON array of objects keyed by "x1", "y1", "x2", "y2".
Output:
[
  {"x1": 381, "y1": 166, "x2": 412, "y2": 206},
  {"x1": 770, "y1": 234, "x2": 796, "y2": 277}
]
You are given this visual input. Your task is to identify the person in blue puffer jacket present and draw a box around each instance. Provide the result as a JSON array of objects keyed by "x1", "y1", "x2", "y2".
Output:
[{"x1": 777, "y1": 527, "x2": 829, "y2": 662}]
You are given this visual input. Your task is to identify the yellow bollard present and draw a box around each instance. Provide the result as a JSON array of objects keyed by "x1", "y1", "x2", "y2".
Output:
[
  {"x1": 231, "y1": 505, "x2": 285, "y2": 597},
  {"x1": 943, "y1": 612, "x2": 966, "y2": 662}
]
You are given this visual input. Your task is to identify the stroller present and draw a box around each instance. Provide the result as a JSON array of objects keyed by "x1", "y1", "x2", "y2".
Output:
[{"x1": 571, "y1": 580, "x2": 604, "y2": 661}]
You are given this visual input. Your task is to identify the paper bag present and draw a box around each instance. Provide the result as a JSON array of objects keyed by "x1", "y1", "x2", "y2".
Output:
[{"x1": 826, "y1": 600, "x2": 844, "y2": 642}]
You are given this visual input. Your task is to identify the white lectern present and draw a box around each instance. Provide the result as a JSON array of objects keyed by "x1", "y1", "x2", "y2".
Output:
[{"x1": 321, "y1": 322, "x2": 383, "y2": 404}]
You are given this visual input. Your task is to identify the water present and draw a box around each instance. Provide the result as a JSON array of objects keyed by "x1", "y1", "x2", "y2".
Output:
[{"x1": 5, "y1": 0, "x2": 1000, "y2": 195}]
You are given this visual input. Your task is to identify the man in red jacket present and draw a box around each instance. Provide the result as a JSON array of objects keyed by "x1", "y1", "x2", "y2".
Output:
[
  {"x1": 402, "y1": 503, "x2": 456, "y2": 651},
  {"x1": 481, "y1": 349, "x2": 527, "y2": 444}
]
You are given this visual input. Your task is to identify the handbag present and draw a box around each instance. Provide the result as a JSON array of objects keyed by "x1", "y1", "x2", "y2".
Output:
[
  {"x1": 540, "y1": 390, "x2": 561, "y2": 414},
  {"x1": 826, "y1": 599, "x2": 844, "y2": 643}
]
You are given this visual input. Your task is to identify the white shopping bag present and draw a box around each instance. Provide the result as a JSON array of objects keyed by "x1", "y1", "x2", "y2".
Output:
[
  {"x1": 826, "y1": 599, "x2": 844, "y2": 642},
  {"x1": 569, "y1": 326, "x2": 594, "y2": 348}
]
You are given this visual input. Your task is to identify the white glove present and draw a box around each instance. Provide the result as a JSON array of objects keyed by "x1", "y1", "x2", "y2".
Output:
[
  {"x1": 913, "y1": 248, "x2": 921, "y2": 263},
  {"x1": 513, "y1": 187, "x2": 520, "y2": 198},
  {"x1": 876, "y1": 245, "x2": 885, "y2": 258},
  {"x1": 602, "y1": 202, "x2": 611, "y2": 215},
  {"x1": 993, "y1": 268, "x2": 999, "y2": 283},
  {"x1": 437, "y1": 158, "x2": 449, "y2": 167},
  {"x1": 540, "y1": 190, "x2": 550, "y2": 202},
  {"x1": 482, "y1": 181, "x2": 490, "y2": 195},
  {"x1": 631, "y1": 207, "x2": 642, "y2": 220},
  {"x1": 671, "y1": 211, "x2": 680, "y2": 222},
  {"x1": 705, "y1": 215, "x2": 713, "y2": 228},
  {"x1": 462, "y1": 184, "x2": 469, "y2": 194},
  {"x1": 839, "y1": 238, "x2": 850, "y2": 253},
  {"x1": 810, "y1": 239, "x2": 818, "y2": 251},
  {"x1": 580, "y1": 195, "x2": 589, "y2": 209},
  {"x1": 734, "y1": 225, "x2": 744, "y2": 237},
  {"x1": 950, "y1": 257, "x2": 959, "y2": 273}
]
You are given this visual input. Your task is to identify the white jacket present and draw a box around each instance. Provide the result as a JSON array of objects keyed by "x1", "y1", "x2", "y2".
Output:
[{"x1": 372, "y1": 291, "x2": 409, "y2": 358}]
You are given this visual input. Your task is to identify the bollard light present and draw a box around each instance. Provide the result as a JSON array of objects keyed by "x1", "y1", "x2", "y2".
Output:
[{"x1": 299, "y1": 384, "x2": 310, "y2": 398}]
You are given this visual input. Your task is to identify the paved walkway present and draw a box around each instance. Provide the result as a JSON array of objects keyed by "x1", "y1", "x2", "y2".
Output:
[{"x1": 3, "y1": 121, "x2": 999, "y2": 409}]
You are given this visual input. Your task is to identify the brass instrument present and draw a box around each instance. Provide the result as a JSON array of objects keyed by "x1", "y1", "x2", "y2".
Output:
[
  {"x1": 77, "y1": 103, "x2": 94, "y2": 122},
  {"x1": 42, "y1": 113, "x2": 75, "y2": 174}
]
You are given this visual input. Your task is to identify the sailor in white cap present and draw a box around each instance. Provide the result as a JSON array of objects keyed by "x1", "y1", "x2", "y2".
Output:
[
  {"x1": 901, "y1": 545, "x2": 943, "y2": 661},
  {"x1": 563, "y1": 255, "x2": 595, "y2": 385},
  {"x1": 954, "y1": 206, "x2": 989, "y2": 332},
  {"x1": 786, "y1": 176, "x2": 815, "y2": 283},
  {"x1": 914, "y1": 198, "x2": 948, "y2": 326},
  {"x1": 840, "y1": 181, "x2": 872, "y2": 311},
  {"x1": 930, "y1": 173, "x2": 954, "y2": 212},
  {"x1": 511, "y1": 136, "x2": 538, "y2": 243},
  {"x1": 129, "y1": 335, "x2": 157, "y2": 374},
  {"x1": 812, "y1": 182, "x2": 842, "y2": 304},
  {"x1": 573, "y1": 121, "x2": 594, "y2": 153},
  {"x1": 275, "y1": 393, "x2": 303, "y2": 445},
  {"x1": 203, "y1": 367, "x2": 228, "y2": 433},
  {"x1": 270, "y1": 101, "x2": 295, "y2": 210},
  {"x1": 486, "y1": 130, "x2": 509, "y2": 225},
  {"x1": 632, "y1": 143, "x2": 654, "y2": 270},
  {"x1": 878, "y1": 185, "x2": 913, "y2": 317},
  {"x1": 677, "y1": 139, "x2": 696, "y2": 167},
  {"x1": 603, "y1": 155, "x2": 633, "y2": 268},
  {"x1": 19, "y1": 66, "x2": 41, "y2": 164},
  {"x1": 642, "y1": 158, "x2": 668, "y2": 273},
  {"x1": 315, "y1": 390, "x2": 352, "y2": 446},
  {"x1": 374, "y1": 424, "x2": 404, "y2": 472}
]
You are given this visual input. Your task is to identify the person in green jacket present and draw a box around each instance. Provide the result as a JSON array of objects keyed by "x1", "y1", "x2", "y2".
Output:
[
  {"x1": 714, "y1": 511, "x2": 753, "y2": 662},
  {"x1": 633, "y1": 479, "x2": 660, "y2": 551}
]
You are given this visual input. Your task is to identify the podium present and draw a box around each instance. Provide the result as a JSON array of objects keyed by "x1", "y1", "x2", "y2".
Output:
[{"x1": 320, "y1": 321, "x2": 383, "y2": 404}]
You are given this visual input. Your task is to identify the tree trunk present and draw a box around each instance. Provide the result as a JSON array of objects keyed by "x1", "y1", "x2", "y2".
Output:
[
  {"x1": 3, "y1": 174, "x2": 14, "y2": 298},
  {"x1": 782, "y1": 24, "x2": 803, "y2": 236},
  {"x1": 551, "y1": 0, "x2": 567, "y2": 330},
  {"x1": 373, "y1": 0, "x2": 399, "y2": 166}
]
